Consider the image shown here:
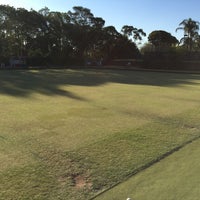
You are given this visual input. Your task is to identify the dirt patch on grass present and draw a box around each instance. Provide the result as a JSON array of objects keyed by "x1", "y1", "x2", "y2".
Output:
[{"x1": 72, "y1": 174, "x2": 92, "y2": 189}]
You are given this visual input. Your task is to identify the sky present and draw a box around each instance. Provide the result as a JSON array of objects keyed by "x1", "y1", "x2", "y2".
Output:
[{"x1": 1, "y1": 0, "x2": 200, "y2": 45}]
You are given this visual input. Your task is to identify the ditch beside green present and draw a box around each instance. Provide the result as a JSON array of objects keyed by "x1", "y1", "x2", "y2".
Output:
[{"x1": 94, "y1": 138, "x2": 200, "y2": 200}]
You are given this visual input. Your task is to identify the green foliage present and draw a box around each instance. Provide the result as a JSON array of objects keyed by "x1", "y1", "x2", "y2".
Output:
[
  {"x1": 142, "y1": 28, "x2": 200, "y2": 70},
  {"x1": 143, "y1": 19, "x2": 200, "y2": 70},
  {"x1": 140, "y1": 42, "x2": 155, "y2": 54},
  {"x1": 0, "y1": 5, "x2": 140, "y2": 65},
  {"x1": 148, "y1": 30, "x2": 178, "y2": 49},
  {"x1": 121, "y1": 25, "x2": 146, "y2": 42},
  {"x1": 176, "y1": 18, "x2": 200, "y2": 51}
]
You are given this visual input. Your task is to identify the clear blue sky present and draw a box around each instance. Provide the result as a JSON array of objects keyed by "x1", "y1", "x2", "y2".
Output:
[{"x1": 1, "y1": 0, "x2": 200, "y2": 44}]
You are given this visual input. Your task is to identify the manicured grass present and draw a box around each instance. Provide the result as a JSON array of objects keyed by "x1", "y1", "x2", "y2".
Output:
[
  {"x1": 94, "y1": 138, "x2": 200, "y2": 200},
  {"x1": 0, "y1": 69, "x2": 200, "y2": 200}
]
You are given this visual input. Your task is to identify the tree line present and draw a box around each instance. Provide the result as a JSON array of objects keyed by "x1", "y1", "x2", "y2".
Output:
[
  {"x1": 1, "y1": 4, "x2": 200, "y2": 68},
  {"x1": 0, "y1": 5, "x2": 146, "y2": 66},
  {"x1": 142, "y1": 18, "x2": 200, "y2": 55}
]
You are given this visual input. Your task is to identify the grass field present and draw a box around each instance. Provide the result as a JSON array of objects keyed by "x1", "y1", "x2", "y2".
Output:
[
  {"x1": 94, "y1": 138, "x2": 200, "y2": 200},
  {"x1": 0, "y1": 69, "x2": 200, "y2": 200}
]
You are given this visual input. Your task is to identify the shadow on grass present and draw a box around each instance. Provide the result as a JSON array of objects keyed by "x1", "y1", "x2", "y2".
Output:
[{"x1": 0, "y1": 69, "x2": 200, "y2": 99}]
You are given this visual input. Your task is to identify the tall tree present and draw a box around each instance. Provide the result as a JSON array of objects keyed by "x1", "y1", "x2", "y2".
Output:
[
  {"x1": 67, "y1": 6, "x2": 106, "y2": 60},
  {"x1": 148, "y1": 30, "x2": 178, "y2": 50},
  {"x1": 176, "y1": 18, "x2": 200, "y2": 51},
  {"x1": 121, "y1": 25, "x2": 146, "y2": 43}
]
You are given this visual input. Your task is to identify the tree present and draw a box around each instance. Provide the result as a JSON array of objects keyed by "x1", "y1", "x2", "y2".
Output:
[
  {"x1": 67, "y1": 6, "x2": 105, "y2": 61},
  {"x1": 109, "y1": 35, "x2": 140, "y2": 59},
  {"x1": 140, "y1": 42, "x2": 155, "y2": 54},
  {"x1": 0, "y1": 5, "x2": 19, "y2": 57},
  {"x1": 176, "y1": 18, "x2": 200, "y2": 51},
  {"x1": 148, "y1": 30, "x2": 178, "y2": 50},
  {"x1": 121, "y1": 25, "x2": 146, "y2": 43},
  {"x1": 100, "y1": 26, "x2": 120, "y2": 60},
  {"x1": 0, "y1": 5, "x2": 145, "y2": 66}
]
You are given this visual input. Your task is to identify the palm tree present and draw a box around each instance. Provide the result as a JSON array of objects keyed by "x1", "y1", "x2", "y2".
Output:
[{"x1": 176, "y1": 18, "x2": 200, "y2": 51}]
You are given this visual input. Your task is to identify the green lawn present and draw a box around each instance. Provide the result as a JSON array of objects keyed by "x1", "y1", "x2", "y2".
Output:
[
  {"x1": 0, "y1": 69, "x2": 200, "y2": 200},
  {"x1": 94, "y1": 138, "x2": 200, "y2": 200}
]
